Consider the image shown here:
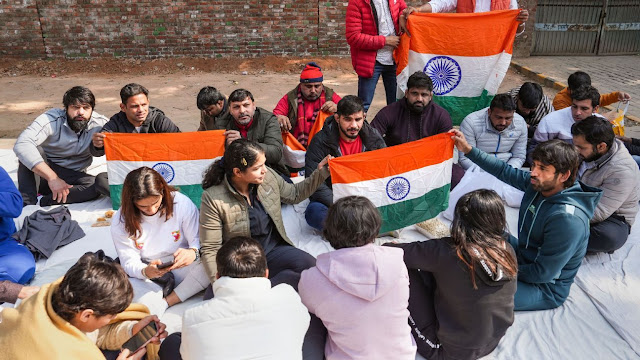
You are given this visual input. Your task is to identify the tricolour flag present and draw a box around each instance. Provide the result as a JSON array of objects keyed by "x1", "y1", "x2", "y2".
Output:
[
  {"x1": 104, "y1": 131, "x2": 226, "y2": 209},
  {"x1": 395, "y1": 10, "x2": 519, "y2": 125},
  {"x1": 329, "y1": 133, "x2": 453, "y2": 233}
]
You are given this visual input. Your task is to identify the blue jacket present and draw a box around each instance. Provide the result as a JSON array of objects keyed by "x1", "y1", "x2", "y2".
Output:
[
  {"x1": 466, "y1": 147, "x2": 602, "y2": 304},
  {"x1": 0, "y1": 167, "x2": 22, "y2": 241}
]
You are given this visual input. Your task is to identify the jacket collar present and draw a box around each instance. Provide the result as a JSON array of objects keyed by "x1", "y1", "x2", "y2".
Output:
[{"x1": 212, "y1": 276, "x2": 272, "y2": 297}]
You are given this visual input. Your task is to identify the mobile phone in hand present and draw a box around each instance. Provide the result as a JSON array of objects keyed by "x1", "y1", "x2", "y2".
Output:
[
  {"x1": 156, "y1": 255, "x2": 175, "y2": 270},
  {"x1": 121, "y1": 321, "x2": 158, "y2": 354}
]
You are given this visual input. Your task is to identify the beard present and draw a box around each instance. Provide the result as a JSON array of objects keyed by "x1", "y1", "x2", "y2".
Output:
[
  {"x1": 407, "y1": 100, "x2": 426, "y2": 114},
  {"x1": 581, "y1": 151, "x2": 604, "y2": 163},
  {"x1": 339, "y1": 124, "x2": 360, "y2": 140},
  {"x1": 67, "y1": 114, "x2": 90, "y2": 132}
]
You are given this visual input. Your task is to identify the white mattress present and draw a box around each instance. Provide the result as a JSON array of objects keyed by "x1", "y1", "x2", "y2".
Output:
[{"x1": 1, "y1": 150, "x2": 639, "y2": 359}]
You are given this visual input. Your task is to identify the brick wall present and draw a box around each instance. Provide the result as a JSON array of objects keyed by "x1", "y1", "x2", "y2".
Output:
[
  {"x1": 1, "y1": 0, "x2": 536, "y2": 59},
  {"x1": 0, "y1": 0, "x2": 351, "y2": 58}
]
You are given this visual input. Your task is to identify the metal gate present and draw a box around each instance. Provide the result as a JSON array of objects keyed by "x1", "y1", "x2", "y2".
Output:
[{"x1": 532, "y1": 0, "x2": 640, "y2": 55}]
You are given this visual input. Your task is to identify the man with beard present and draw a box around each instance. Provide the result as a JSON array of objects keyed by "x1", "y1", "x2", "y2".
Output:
[
  {"x1": 273, "y1": 62, "x2": 342, "y2": 147},
  {"x1": 304, "y1": 96, "x2": 386, "y2": 231},
  {"x1": 451, "y1": 130, "x2": 602, "y2": 311},
  {"x1": 572, "y1": 116, "x2": 639, "y2": 254},
  {"x1": 372, "y1": 71, "x2": 463, "y2": 187},
  {"x1": 90, "y1": 83, "x2": 180, "y2": 157},
  {"x1": 506, "y1": 82, "x2": 554, "y2": 139},
  {"x1": 14, "y1": 86, "x2": 109, "y2": 206},
  {"x1": 458, "y1": 93, "x2": 527, "y2": 170},
  {"x1": 213, "y1": 89, "x2": 288, "y2": 176}
]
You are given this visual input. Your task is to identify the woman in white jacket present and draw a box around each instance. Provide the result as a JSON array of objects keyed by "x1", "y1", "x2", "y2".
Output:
[{"x1": 111, "y1": 167, "x2": 209, "y2": 312}]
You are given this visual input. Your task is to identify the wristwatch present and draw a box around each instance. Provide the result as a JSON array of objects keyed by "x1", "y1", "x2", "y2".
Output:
[{"x1": 192, "y1": 248, "x2": 200, "y2": 262}]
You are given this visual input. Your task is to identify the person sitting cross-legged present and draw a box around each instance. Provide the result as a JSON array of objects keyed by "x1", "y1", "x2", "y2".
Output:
[
  {"x1": 299, "y1": 196, "x2": 417, "y2": 360},
  {"x1": 0, "y1": 251, "x2": 168, "y2": 360},
  {"x1": 304, "y1": 95, "x2": 386, "y2": 231},
  {"x1": 451, "y1": 129, "x2": 602, "y2": 311},
  {"x1": 387, "y1": 189, "x2": 517, "y2": 359},
  {"x1": 571, "y1": 116, "x2": 640, "y2": 254},
  {"x1": 158, "y1": 236, "x2": 311, "y2": 360}
]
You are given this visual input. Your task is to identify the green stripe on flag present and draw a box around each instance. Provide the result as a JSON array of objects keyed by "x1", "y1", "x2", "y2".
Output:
[
  {"x1": 378, "y1": 183, "x2": 450, "y2": 233},
  {"x1": 433, "y1": 90, "x2": 493, "y2": 126},
  {"x1": 109, "y1": 184, "x2": 204, "y2": 210}
]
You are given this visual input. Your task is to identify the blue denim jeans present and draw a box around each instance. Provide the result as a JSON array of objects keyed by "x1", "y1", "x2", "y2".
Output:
[{"x1": 357, "y1": 61, "x2": 398, "y2": 113}]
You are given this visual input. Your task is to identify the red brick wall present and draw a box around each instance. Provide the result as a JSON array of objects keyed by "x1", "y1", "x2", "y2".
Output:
[{"x1": 0, "y1": 0, "x2": 351, "y2": 58}]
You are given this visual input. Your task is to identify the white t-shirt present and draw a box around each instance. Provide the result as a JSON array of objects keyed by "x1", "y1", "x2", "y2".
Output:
[
  {"x1": 111, "y1": 191, "x2": 200, "y2": 279},
  {"x1": 430, "y1": 0, "x2": 519, "y2": 13},
  {"x1": 372, "y1": 0, "x2": 397, "y2": 65}
]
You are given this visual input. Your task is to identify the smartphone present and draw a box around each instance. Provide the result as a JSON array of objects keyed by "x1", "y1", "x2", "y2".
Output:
[
  {"x1": 156, "y1": 255, "x2": 175, "y2": 270},
  {"x1": 121, "y1": 321, "x2": 158, "y2": 354}
]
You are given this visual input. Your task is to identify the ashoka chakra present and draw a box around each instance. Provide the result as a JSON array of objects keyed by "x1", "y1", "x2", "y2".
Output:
[
  {"x1": 423, "y1": 56, "x2": 462, "y2": 95},
  {"x1": 152, "y1": 162, "x2": 175, "y2": 183},
  {"x1": 386, "y1": 177, "x2": 411, "y2": 201}
]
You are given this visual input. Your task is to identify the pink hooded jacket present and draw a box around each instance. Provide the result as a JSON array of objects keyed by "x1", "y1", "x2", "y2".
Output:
[{"x1": 298, "y1": 244, "x2": 416, "y2": 360}]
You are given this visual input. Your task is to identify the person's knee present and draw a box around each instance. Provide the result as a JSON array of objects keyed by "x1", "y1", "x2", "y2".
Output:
[
  {"x1": 305, "y1": 202, "x2": 328, "y2": 231},
  {"x1": 94, "y1": 172, "x2": 111, "y2": 196},
  {"x1": 158, "y1": 332, "x2": 183, "y2": 360},
  {"x1": 0, "y1": 243, "x2": 36, "y2": 284}
]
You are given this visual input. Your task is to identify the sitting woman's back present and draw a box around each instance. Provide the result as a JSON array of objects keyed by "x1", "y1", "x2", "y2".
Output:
[
  {"x1": 298, "y1": 196, "x2": 416, "y2": 360},
  {"x1": 389, "y1": 189, "x2": 517, "y2": 360}
]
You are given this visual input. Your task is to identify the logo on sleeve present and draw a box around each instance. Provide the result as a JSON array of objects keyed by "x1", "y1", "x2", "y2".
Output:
[{"x1": 171, "y1": 230, "x2": 181, "y2": 242}]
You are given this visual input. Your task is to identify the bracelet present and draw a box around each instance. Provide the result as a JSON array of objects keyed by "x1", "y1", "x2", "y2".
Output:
[
  {"x1": 516, "y1": 23, "x2": 526, "y2": 37},
  {"x1": 192, "y1": 248, "x2": 200, "y2": 262},
  {"x1": 141, "y1": 266, "x2": 149, "y2": 279}
]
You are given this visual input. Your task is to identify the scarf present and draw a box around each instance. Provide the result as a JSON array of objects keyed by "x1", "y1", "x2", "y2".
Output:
[{"x1": 296, "y1": 86, "x2": 326, "y2": 147}]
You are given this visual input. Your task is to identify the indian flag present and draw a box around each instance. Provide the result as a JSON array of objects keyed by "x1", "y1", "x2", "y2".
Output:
[
  {"x1": 395, "y1": 10, "x2": 520, "y2": 125},
  {"x1": 329, "y1": 133, "x2": 453, "y2": 233},
  {"x1": 104, "y1": 131, "x2": 226, "y2": 209}
]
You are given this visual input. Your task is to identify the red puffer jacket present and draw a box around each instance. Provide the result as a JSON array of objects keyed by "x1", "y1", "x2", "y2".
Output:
[{"x1": 346, "y1": 0, "x2": 406, "y2": 78}]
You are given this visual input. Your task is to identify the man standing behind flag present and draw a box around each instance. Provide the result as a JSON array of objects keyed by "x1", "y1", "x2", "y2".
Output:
[
  {"x1": 400, "y1": 0, "x2": 529, "y2": 35},
  {"x1": 305, "y1": 96, "x2": 386, "y2": 231},
  {"x1": 450, "y1": 130, "x2": 602, "y2": 311},
  {"x1": 346, "y1": 0, "x2": 406, "y2": 114},
  {"x1": 372, "y1": 71, "x2": 464, "y2": 188},
  {"x1": 273, "y1": 62, "x2": 342, "y2": 148}
]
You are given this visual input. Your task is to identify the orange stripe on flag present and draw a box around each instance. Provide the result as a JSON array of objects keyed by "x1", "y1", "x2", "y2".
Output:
[
  {"x1": 282, "y1": 132, "x2": 306, "y2": 151},
  {"x1": 395, "y1": 10, "x2": 519, "y2": 68},
  {"x1": 329, "y1": 133, "x2": 454, "y2": 184},
  {"x1": 308, "y1": 110, "x2": 331, "y2": 146},
  {"x1": 104, "y1": 131, "x2": 226, "y2": 161}
]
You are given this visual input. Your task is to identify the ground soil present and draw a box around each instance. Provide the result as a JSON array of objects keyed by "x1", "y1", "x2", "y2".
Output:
[{"x1": 0, "y1": 57, "x2": 551, "y2": 139}]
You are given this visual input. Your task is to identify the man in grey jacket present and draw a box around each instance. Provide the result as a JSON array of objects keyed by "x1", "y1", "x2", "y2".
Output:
[
  {"x1": 13, "y1": 86, "x2": 109, "y2": 206},
  {"x1": 458, "y1": 94, "x2": 527, "y2": 170},
  {"x1": 572, "y1": 116, "x2": 640, "y2": 253}
]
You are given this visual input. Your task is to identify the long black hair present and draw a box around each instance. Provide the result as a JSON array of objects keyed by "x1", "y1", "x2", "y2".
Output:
[
  {"x1": 202, "y1": 138, "x2": 265, "y2": 189},
  {"x1": 450, "y1": 189, "x2": 517, "y2": 289}
]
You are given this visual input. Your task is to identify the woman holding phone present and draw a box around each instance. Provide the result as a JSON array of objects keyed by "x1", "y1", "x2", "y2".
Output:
[{"x1": 111, "y1": 167, "x2": 209, "y2": 312}]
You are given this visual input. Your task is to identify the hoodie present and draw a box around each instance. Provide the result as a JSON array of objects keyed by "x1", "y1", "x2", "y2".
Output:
[
  {"x1": 388, "y1": 238, "x2": 516, "y2": 360},
  {"x1": 467, "y1": 147, "x2": 602, "y2": 308},
  {"x1": 298, "y1": 244, "x2": 416, "y2": 360}
]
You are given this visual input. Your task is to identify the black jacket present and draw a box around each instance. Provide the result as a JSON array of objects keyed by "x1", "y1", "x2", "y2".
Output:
[
  {"x1": 305, "y1": 115, "x2": 386, "y2": 207},
  {"x1": 90, "y1": 107, "x2": 180, "y2": 156},
  {"x1": 624, "y1": 138, "x2": 640, "y2": 156},
  {"x1": 387, "y1": 237, "x2": 516, "y2": 359}
]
